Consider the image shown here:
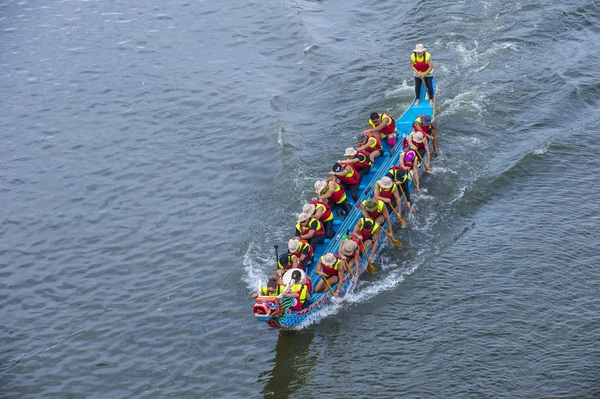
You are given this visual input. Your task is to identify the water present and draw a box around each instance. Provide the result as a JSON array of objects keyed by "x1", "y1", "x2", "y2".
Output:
[{"x1": 1, "y1": 0, "x2": 599, "y2": 398}]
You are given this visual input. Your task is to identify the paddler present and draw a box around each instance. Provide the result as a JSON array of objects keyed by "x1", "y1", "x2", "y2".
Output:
[
  {"x1": 338, "y1": 147, "x2": 373, "y2": 179},
  {"x1": 295, "y1": 212, "x2": 325, "y2": 246},
  {"x1": 329, "y1": 162, "x2": 361, "y2": 202},
  {"x1": 313, "y1": 253, "x2": 346, "y2": 296},
  {"x1": 364, "y1": 112, "x2": 398, "y2": 148},
  {"x1": 288, "y1": 237, "x2": 314, "y2": 268},
  {"x1": 315, "y1": 179, "x2": 352, "y2": 218},
  {"x1": 408, "y1": 130, "x2": 431, "y2": 170},
  {"x1": 351, "y1": 216, "x2": 381, "y2": 255},
  {"x1": 399, "y1": 148, "x2": 421, "y2": 191},
  {"x1": 360, "y1": 198, "x2": 393, "y2": 236},
  {"x1": 282, "y1": 270, "x2": 311, "y2": 311},
  {"x1": 338, "y1": 238, "x2": 360, "y2": 284},
  {"x1": 410, "y1": 43, "x2": 435, "y2": 106},
  {"x1": 413, "y1": 114, "x2": 438, "y2": 156},
  {"x1": 357, "y1": 132, "x2": 382, "y2": 163},
  {"x1": 374, "y1": 176, "x2": 402, "y2": 216},
  {"x1": 275, "y1": 252, "x2": 300, "y2": 280},
  {"x1": 304, "y1": 201, "x2": 334, "y2": 238},
  {"x1": 387, "y1": 165, "x2": 412, "y2": 211}
]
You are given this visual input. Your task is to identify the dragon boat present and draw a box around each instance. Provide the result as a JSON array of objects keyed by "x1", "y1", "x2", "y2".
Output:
[{"x1": 253, "y1": 85, "x2": 436, "y2": 329}]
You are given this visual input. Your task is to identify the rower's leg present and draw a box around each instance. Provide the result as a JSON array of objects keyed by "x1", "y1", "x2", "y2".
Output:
[
  {"x1": 350, "y1": 184, "x2": 359, "y2": 202},
  {"x1": 324, "y1": 220, "x2": 335, "y2": 238}
]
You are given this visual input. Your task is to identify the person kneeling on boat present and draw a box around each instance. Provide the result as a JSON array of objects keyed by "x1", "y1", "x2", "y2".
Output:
[
  {"x1": 338, "y1": 239, "x2": 360, "y2": 284},
  {"x1": 251, "y1": 277, "x2": 284, "y2": 298},
  {"x1": 295, "y1": 212, "x2": 326, "y2": 246},
  {"x1": 329, "y1": 162, "x2": 361, "y2": 202},
  {"x1": 360, "y1": 198, "x2": 393, "y2": 236},
  {"x1": 338, "y1": 147, "x2": 372, "y2": 180},
  {"x1": 315, "y1": 179, "x2": 351, "y2": 219},
  {"x1": 364, "y1": 112, "x2": 397, "y2": 148},
  {"x1": 408, "y1": 130, "x2": 431, "y2": 170},
  {"x1": 288, "y1": 237, "x2": 314, "y2": 268},
  {"x1": 400, "y1": 148, "x2": 421, "y2": 191},
  {"x1": 374, "y1": 176, "x2": 402, "y2": 217},
  {"x1": 413, "y1": 114, "x2": 438, "y2": 156},
  {"x1": 304, "y1": 201, "x2": 334, "y2": 239},
  {"x1": 351, "y1": 216, "x2": 381, "y2": 255},
  {"x1": 387, "y1": 166, "x2": 412, "y2": 211},
  {"x1": 282, "y1": 270, "x2": 311, "y2": 311},
  {"x1": 357, "y1": 133, "x2": 382, "y2": 163}
]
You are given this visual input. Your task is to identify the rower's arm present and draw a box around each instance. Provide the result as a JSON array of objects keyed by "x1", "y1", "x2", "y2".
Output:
[
  {"x1": 314, "y1": 206, "x2": 324, "y2": 219},
  {"x1": 373, "y1": 183, "x2": 381, "y2": 198},
  {"x1": 412, "y1": 165, "x2": 420, "y2": 189},
  {"x1": 302, "y1": 228, "x2": 316, "y2": 240},
  {"x1": 359, "y1": 203, "x2": 369, "y2": 219},
  {"x1": 336, "y1": 262, "x2": 345, "y2": 295},
  {"x1": 315, "y1": 261, "x2": 324, "y2": 276},
  {"x1": 371, "y1": 231, "x2": 381, "y2": 253},
  {"x1": 383, "y1": 206, "x2": 393, "y2": 231},
  {"x1": 393, "y1": 189, "x2": 402, "y2": 210},
  {"x1": 319, "y1": 184, "x2": 334, "y2": 200}
]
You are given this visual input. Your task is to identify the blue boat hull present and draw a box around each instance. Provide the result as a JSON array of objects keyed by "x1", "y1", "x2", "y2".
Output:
[{"x1": 254, "y1": 83, "x2": 436, "y2": 329}]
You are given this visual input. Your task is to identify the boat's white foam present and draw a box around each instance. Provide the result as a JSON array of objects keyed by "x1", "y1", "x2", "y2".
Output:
[
  {"x1": 430, "y1": 166, "x2": 458, "y2": 174},
  {"x1": 242, "y1": 242, "x2": 273, "y2": 291},
  {"x1": 437, "y1": 91, "x2": 487, "y2": 120},
  {"x1": 385, "y1": 80, "x2": 413, "y2": 97},
  {"x1": 294, "y1": 250, "x2": 429, "y2": 329}
]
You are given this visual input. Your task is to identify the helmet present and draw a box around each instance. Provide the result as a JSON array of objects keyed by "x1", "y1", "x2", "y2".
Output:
[{"x1": 405, "y1": 151, "x2": 415, "y2": 163}]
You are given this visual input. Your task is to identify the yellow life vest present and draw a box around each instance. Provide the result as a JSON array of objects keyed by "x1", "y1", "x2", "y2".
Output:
[
  {"x1": 291, "y1": 284, "x2": 308, "y2": 303},
  {"x1": 262, "y1": 286, "x2": 282, "y2": 296},
  {"x1": 369, "y1": 113, "x2": 393, "y2": 128},
  {"x1": 410, "y1": 52, "x2": 433, "y2": 75},
  {"x1": 359, "y1": 217, "x2": 380, "y2": 235}
]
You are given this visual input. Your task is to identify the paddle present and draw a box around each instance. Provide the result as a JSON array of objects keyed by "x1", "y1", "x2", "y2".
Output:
[
  {"x1": 380, "y1": 226, "x2": 404, "y2": 246},
  {"x1": 389, "y1": 201, "x2": 407, "y2": 227},
  {"x1": 421, "y1": 76, "x2": 429, "y2": 100},
  {"x1": 414, "y1": 147, "x2": 432, "y2": 172},
  {"x1": 322, "y1": 275, "x2": 337, "y2": 297},
  {"x1": 365, "y1": 247, "x2": 377, "y2": 275},
  {"x1": 396, "y1": 181, "x2": 412, "y2": 218},
  {"x1": 274, "y1": 245, "x2": 279, "y2": 262},
  {"x1": 357, "y1": 239, "x2": 377, "y2": 274},
  {"x1": 342, "y1": 258, "x2": 358, "y2": 287}
]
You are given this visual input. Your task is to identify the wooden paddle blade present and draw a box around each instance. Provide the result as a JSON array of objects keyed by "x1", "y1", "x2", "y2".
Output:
[{"x1": 367, "y1": 263, "x2": 377, "y2": 274}]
